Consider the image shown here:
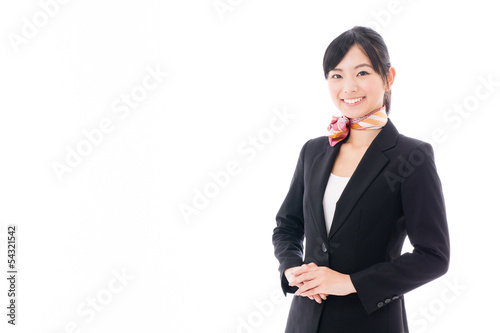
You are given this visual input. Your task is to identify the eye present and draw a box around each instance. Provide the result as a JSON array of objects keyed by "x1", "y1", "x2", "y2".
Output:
[
  {"x1": 330, "y1": 74, "x2": 342, "y2": 79},
  {"x1": 357, "y1": 71, "x2": 369, "y2": 76}
]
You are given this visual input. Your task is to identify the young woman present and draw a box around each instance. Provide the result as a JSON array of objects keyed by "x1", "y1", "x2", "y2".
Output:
[{"x1": 272, "y1": 26, "x2": 450, "y2": 333}]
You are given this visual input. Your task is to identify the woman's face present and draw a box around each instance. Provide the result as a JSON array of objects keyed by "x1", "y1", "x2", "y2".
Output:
[{"x1": 327, "y1": 44, "x2": 394, "y2": 118}]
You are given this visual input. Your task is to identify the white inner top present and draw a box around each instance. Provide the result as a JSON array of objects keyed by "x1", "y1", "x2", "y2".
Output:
[{"x1": 323, "y1": 173, "x2": 351, "y2": 236}]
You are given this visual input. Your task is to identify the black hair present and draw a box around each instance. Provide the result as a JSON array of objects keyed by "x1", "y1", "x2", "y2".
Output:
[{"x1": 323, "y1": 26, "x2": 392, "y2": 114}]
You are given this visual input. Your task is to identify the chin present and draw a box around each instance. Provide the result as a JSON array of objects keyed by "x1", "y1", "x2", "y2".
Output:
[{"x1": 339, "y1": 108, "x2": 371, "y2": 119}]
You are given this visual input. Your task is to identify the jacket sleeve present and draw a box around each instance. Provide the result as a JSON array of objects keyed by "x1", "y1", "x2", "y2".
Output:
[
  {"x1": 350, "y1": 142, "x2": 451, "y2": 314},
  {"x1": 272, "y1": 140, "x2": 310, "y2": 295}
]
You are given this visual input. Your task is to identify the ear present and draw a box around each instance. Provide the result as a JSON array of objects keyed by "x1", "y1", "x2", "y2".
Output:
[{"x1": 385, "y1": 67, "x2": 396, "y2": 91}]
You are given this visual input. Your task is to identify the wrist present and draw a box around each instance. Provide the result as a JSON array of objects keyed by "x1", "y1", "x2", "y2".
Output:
[{"x1": 346, "y1": 274, "x2": 356, "y2": 294}]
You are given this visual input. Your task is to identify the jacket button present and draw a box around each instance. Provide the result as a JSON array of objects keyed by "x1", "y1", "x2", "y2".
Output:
[
  {"x1": 392, "y1": 296, "x2": 399, "y2": 301},
  {"x1": 377, "y1": 302, "x2": 384, "y2": 308},
  {"x1": 321, "y1": 243, "x2": 327, "y2": 253},
  {"x1": 384, "y1": 298, "x2": 391, "y2": 304}
]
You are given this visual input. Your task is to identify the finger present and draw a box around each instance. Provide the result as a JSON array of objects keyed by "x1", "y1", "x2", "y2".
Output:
[
  {"x1": 297, "y1": 263, "x2": 319, "y2": 276},
  {"x1": 320, "y1": 293, "x2": 327, "y2": 300},
  {"x1": 288, "y1": 267, "x2": 300, "y2": 276},
  {"x1": 287, "y1": 270, "x2": 300, "y2": 286},
  {"x1": 295, "y1": 280, "x2": 320, "y2": 296},
  {"x1": 298, "y1": 287, "x2": 321, "y2": 298},
  {"x1": 292, "y1": 265, "x2": 308, "y2": 276},
  {"x1": 289, "y1": 280, "x2": 304, "y2": 289},
  {"x1": 292, "y1": 267, "x2": 323, "y2": 286},
  {"x1": 312, "y1": 294, "x2": 322, "y2": 304},
  {"x1": 298, "y1": 281, "x2": 308, "y2": 300},
  {"x1": 295, "y1": 263, "x2": 318, "y2": 275},
  {"x1": 289, "y1": 272, "x2": 312, "y2": 286},
  {"x1": 289, "y1": 276, "x2": 306, "y2": 287}
]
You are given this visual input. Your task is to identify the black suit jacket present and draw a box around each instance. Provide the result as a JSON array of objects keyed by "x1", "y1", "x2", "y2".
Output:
[{"x1": 272, "y1": 119, "x2": 450, "y2": 333}]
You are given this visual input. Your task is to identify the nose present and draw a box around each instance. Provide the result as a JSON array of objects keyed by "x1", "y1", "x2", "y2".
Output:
[{"x1": 343, "y1": 78, "x2": 358, "y2": 94}]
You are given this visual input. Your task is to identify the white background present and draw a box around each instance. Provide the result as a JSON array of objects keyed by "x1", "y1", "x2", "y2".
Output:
[{"x1": 1, "y1": 0, "x2": 499, "y2": 332}]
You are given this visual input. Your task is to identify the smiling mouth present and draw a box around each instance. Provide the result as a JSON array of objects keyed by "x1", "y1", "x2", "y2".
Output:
[{"x1": 342, "y1": 97, "x2": 365, "y2": 104}]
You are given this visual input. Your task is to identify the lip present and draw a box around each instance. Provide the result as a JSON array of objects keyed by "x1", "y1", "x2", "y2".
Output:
[{"x1": 341, "y1": 96, "x2": 365, "y2": 106}]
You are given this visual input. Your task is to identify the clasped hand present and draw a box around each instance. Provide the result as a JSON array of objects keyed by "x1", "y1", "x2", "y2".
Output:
[{"x1": 285, "y1": 263, "x2": 356, "y2": 304}]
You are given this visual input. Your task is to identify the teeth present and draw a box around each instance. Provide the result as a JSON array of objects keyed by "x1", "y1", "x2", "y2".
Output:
[{"x1": 344, "y1": 97, "x2": 364, "y2": 104}]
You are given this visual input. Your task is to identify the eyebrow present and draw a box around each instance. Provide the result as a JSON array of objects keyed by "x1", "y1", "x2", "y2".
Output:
[{"x1": 332, "y1": 63, "x2": 373, "y2": 71}]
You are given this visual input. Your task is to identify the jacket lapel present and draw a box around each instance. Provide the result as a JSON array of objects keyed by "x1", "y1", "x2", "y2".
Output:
[
  {"x1": 306, "y1": 119, "x2": 399, "y2": 241},
  {"x1": 306, "y1": 140, "x2": 341, "y2": 241},
  {"x1": 329, "y1": 119, "x2": 398, "y2": 238},
  {"x1": 328, "y1": 141, "x2": 389, "y2": 239}
]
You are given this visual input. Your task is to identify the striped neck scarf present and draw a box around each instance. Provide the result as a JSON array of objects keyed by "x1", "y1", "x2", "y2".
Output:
[{"x1": 327, "y1": 105, "x2": 388, "y2": 147}]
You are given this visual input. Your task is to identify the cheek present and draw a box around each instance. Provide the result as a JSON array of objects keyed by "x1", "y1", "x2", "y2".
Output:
[
  {"x1": 328, "y1": 82, "x2": 341, "y2": 99},
  {"x1": 361, "y1": 78, "x2": 385, "y2": 99}
]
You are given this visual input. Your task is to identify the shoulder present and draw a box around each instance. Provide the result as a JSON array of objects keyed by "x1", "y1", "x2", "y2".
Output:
[
  {"x1": 304, "y1": 135, "x2": 330, "y2": 149},
  {"x1": 298, "y1": 136, "x2": 330, "y2": 157},
  {"x1": 382, "y1": 120, "x2": 434, "y2": 155},
  {"x1": 388, "y1": 133, "x2": 437, "y2": 174},
  {"x1": 397, "y1": 134, "x2": 432, "y2": 150}
]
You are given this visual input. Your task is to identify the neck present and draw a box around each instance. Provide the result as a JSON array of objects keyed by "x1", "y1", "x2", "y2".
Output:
[{"x1": 344, "y1": 128, "x2": 382, "y2": 147}]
